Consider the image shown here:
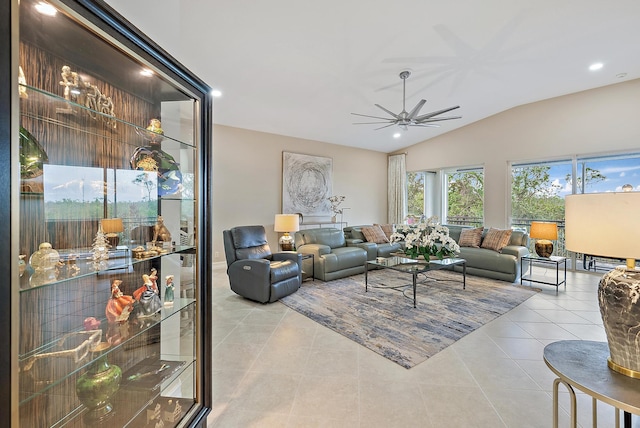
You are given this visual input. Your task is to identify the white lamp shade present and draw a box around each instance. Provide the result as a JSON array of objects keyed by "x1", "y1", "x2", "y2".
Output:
[
  {"x1": 274, "y1": 214, "x2": 300, "y2": 233},
  {"x1": 529, "y1": 222, "x2": 558, "y2": 240},
  {"x1": 565, "y1": 192, "x2": 640, "y2": 260}
]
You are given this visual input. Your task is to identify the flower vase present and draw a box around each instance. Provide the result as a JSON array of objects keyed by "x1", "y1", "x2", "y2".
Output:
[
  {"x1": 331, "y1": 215, "x2": 337, "y2": 223},
  {"x1": 76, "y1": 342, "x2": 121, "y2": 423}
]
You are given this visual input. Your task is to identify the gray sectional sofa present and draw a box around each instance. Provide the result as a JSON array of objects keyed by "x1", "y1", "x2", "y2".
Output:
[
  {"x1": 440, "y1": 225, "x2": 530, "y2": 282},
  {"x1": 345, "y1": 224, "x2": 530, "y2": 283}
]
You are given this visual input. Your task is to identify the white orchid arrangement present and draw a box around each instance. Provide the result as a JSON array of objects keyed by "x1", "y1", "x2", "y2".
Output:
[
  {"x1": 327, "y1": 195, "x2": 346, "y2": 215},
  {"x1": 390, "y1": 216, "x2": 460, "y2": 259}
]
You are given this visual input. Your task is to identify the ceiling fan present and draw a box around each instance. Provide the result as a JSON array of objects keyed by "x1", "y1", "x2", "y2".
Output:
[{"x1": 352, "y1": 70, "x2": 461, "y2": 131}]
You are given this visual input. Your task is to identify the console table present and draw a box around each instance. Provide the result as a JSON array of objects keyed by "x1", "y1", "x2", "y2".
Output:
[{"x1": 543, "y1": 340, "x2": 640, "y2": 428}]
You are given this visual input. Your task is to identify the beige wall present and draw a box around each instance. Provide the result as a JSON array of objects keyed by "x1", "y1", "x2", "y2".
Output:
[
  {"x1": 400, "y1": 78, "x2": 640, "y2": 228},
  {"x1": 213, "y1": 125, "x2": 387, "y2": 262}
]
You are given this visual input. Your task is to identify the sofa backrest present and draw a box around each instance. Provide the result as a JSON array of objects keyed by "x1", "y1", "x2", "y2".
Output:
[
  {"x1": 443, "y1": 224, "x2": 529, "y2": 247},
  {"x1": 343, "y1": 225, "x2": 373, "y2": 241},
  {"x1": 295, "y1": 228, "x2": 346, "y2": 249}
]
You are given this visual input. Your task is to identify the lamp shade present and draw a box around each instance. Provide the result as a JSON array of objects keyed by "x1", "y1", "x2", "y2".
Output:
[
  {"x1": 529, "y1": 222, "x2": 558, "y2": 240},
  {"x1": 566, "y1": 192, "x2": 640, "y2": 379},
  {"x1": 565, "y1": 193, "x2": 640, "y2": 260},
  {"x1": 101, "y1": 218, "x2": 124, "y2": 234},
  {"x1": 274, "y1": 214, "x2": 300, "y2": 233}
]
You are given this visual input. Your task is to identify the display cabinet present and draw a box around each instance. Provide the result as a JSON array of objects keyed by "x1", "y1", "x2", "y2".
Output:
[{"x1": 2, "y1": 0, "x2": 212, "y2": 426}]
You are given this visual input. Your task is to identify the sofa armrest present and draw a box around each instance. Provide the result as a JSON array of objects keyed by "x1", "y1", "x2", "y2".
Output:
[
  {"x1": 347, "y1": 241, "x2": 377, "y2": 260},
  {"x1": 501, "y1": 245, "x2": 529, "y2": 259},
  {"x1": 297, "y1": 243, "x2": 331, "y2": 258},
  {"x1": 345, "y1": 238, "x2": 364, "y2": 245}
]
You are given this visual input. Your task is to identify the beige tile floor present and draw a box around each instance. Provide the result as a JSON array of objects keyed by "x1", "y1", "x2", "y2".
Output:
[{"x1": 207, "y1": 263, "x2": 639, "y2": 428}]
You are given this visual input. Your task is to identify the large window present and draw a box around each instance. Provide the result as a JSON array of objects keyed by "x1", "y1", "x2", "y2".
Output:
[
  {"x1": 445, "y1": 167, "x2": 483, "y2": 226},
  {"x1": 510, "y1": 153, "x2": 640, "y2": 262},
  {"x1": 510, "y1": 160, "x2": 571, "y2": 256},
  {"x1": 407, "y1": 171, "x2": 425, "y2": 223}
]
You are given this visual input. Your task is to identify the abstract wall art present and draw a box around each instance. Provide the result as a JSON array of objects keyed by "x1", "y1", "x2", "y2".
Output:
[{"x1": 282, "y1": 152, "x2": 332, "y2": 217}]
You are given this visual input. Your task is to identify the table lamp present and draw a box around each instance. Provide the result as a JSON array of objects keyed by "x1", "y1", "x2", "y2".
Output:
[
  {"x1": 101, "y1": 218, "x2": 124, "y2": 248},
  {"x1": 565, "y1": 192, "x2": 640, "y2": 378},
  {"x1": 529, "y1": 221, "x2": 558, "y2": 258},
  {"x1": 274, "y1": 214, "x2": 299, "y2": 251}
]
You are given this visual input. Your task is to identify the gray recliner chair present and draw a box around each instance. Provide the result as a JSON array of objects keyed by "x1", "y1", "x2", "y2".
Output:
[{"x1": 223, "y1": 225, "x2": 302, "y2": 303}]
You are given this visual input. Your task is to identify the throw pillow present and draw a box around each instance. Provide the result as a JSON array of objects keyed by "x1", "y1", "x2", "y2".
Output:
[
  {"x1": 361, "y1": 225, "x2": 389, "y2": 244},
  {"x1": 480, "y1": 228, "x2": 513, "y2": 252},
  {"x1": 374, "y1": 223, "x2": 394, "y2": 240},
  {"x1": 458, "y1": 227, "x2": 484, "y2": 248}
]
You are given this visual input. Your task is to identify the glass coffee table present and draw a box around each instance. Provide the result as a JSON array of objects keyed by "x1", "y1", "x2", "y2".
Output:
[{"x1": 365, "y1": 256, "x2": 466, "y2": 308}]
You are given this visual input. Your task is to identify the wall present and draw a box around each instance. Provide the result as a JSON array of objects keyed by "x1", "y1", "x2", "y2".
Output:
[
  {"x1": 213, "y1": 125, "x2": 387, "y2": 262},
  {"x1": 399, "y1": 78, "x2": 640, "y2": 228}
]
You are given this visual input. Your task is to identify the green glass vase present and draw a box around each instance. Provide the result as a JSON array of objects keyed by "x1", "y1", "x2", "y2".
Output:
[{"x1": 76, "y1": 343, "x2": 122, "y2": 422}]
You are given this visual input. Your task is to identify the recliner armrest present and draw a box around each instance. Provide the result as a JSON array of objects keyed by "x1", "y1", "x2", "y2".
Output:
[
  {"x1": 273, "y1": 252, "x2": 303, "y2": 272},
  {"x1": 228, "y1": 258, "x2": 271, "y2": 279},
  {"x1": 345, "y1": 238, "x2": 364, "y2": 245}
]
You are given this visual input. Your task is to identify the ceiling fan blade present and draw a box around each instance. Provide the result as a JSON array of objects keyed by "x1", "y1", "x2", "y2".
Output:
[
  {"x1": 407, "y1": 99, "x2": 426, "y2": 120},
  {"x1": 411, "y1": 124, "x2": 440, "y2": 128},
  {"x1": 375, "y1": 104, "x2": 400, "y2": 119},
  {"x1": 417, "y1": 115, "x2": 462, "y2": 123},
  {"x1": 415, "y1": 105, "x2": 460, "y2": 121},
  {"x1": 352, "y1": 121, "x2": 395, "y2": 125},
  {"x1": 351, "y1": 112, "x2": 396, "y2": 121},
  {"x1": 374, "y1": 123, "x2": 398, "y2": 130}
]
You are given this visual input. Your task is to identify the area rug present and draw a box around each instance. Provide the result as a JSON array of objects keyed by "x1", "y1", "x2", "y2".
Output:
[{"x1": 280, "y1": 269, "x2": 537, "y2": 369}]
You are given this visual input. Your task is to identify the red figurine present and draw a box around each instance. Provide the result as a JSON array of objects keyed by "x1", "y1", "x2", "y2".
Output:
[{"x1": 106, "y1": 279, "x2": 135, "y2": 323}]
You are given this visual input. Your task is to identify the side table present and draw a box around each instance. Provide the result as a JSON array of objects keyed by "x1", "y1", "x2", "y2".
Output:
[
  {"x1": 544, "y1": 340, "x2": 640, "y2": 428},
  {"x1": 301, "y1": 253, "x2": 314, "y2": 281},
  {"x1": 521, "y1": 254, "x2": 566, "y2": 293}
]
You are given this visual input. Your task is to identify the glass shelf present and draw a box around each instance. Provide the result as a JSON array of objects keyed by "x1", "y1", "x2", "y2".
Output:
[
  {"x1": 19, "y1": 298, "x2": 195, "y2": 405},
  {"x1": 20, "y1": 85, "x2": 196, "y2": 149},
  {"x1": 19, "y1": 245, "x2": 196, "y2": 292}
]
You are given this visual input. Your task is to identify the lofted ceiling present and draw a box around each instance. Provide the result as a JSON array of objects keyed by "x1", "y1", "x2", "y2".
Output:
[{"x1": 106, "y1": 0, "x2": 640, "y2": 153}]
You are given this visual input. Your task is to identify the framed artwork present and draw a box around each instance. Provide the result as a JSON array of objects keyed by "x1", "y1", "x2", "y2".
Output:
[{"x1": 282, "y1": 152, "x2": 332, "y2": 217}]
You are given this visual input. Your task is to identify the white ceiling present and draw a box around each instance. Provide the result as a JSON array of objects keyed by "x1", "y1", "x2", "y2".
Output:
[{"x1": 109, "y1": 0, "x2": 640, "y2": 153}]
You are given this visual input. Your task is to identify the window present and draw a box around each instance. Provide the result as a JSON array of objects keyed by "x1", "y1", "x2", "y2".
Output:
[
  {"x1": 445, "y1": 168, "x2": 483, "y2": 226},
  {"x1": 406, "y1": 171, "x2": 425, "y2": 224},
  {"x1": 510, "y1": 160, "x2": 570, "y2": 255},
  {"x1": 576, "y1": 154, "x2": 640, "y2": 194}
]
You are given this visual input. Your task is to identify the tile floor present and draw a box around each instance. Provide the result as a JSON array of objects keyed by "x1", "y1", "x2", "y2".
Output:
[{"x1": 207, "y1": 263, "x2": 639, "y2": 428}]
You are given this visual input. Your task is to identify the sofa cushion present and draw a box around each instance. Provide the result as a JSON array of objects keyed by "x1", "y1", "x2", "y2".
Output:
[
  {"x1": 458, "y1": 227, "x2": 484, "y2": 248},
  {"x1": 362, "y1": 225, "x2": 389, "y2": 244},
  {"x1": 480, "y1": 228, "x2": 513, "y2": 252},
  {"x1": 374, "y1": 223, "x2": 394, "y2": 240}
]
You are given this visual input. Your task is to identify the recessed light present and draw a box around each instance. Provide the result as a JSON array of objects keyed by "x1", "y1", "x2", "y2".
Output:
[
  {"x1": 140, "y1": 69, "x2": 154, "y2": 77},
  {"x1": 35, "y1": 2, "x2": 57, "y2": 16},
  {"x1": 616, "y1": 73, "x2": 627, "y2": 79},
  {"x1": 211, "y1": 89, "x2": 222, "y2": 98},
  {"x1": 589, "y1": 62, "x2": 603, "y2": 71},
  {"x1": 393, "y1": 133, "x2": 401, "y2": 139}
]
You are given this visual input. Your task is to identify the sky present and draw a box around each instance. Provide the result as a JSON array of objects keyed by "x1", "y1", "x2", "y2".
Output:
[
  {"x1": 43, "y1": 165, "x2": 157, "y2": 203},
  {"x1": 547, "y1": 157, "x2": 640, "y2": 197}
]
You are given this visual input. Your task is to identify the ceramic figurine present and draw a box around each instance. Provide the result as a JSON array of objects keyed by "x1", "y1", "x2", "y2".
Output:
[
  {"x1": 164, "y1": 275, "x2": 174, "y2": 306},
  {"x1": 149, "y1": 267, "x2": 159, "y2": 293},
  {"x1": 105, "y1": 279, "x2": 135, "y2": 323},
  {"x1": 137, "y1": 274, "x2": 162, "y2": 317}
]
